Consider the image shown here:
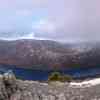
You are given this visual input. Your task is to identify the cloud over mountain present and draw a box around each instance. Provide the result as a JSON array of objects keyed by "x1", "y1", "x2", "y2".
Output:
[{"x1": 0, "y1": 0, "x2": 100, "y2": 42}]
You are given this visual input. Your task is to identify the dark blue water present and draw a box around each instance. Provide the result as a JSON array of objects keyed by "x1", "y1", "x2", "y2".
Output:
[{"x1": 0, "y1": 64, "x2": 100, "y2": 80}]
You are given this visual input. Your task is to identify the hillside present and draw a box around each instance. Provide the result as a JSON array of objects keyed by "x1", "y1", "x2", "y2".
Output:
[{"x1": 0, "y1": 39, "x2": 99, "y2": 69}]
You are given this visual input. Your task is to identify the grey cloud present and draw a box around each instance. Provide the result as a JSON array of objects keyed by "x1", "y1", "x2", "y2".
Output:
[{"x1": 0, "y1": 0, "x2": 100, "y2": 42}]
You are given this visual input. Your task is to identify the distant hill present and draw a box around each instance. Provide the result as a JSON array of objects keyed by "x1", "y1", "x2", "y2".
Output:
[{"x1": 0, "y1": 39, "x2": 99, "y2": 69}]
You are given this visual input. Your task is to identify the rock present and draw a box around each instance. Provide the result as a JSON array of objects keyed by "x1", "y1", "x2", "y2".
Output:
[
  {"x1": 0, "y1": 71, "x2": 100, "y2": 100},
  {"x1": 19, "y1": 91, "x2": 33, "y2": 100},
  {"x1": 3, "y1": 70, "x2": 16, "y2": 84},
  {"x1": 10, "y1": 90, "x2": 21, "y2": 100},
  {"x1": 58, "y1": 93, "x2": 66, "y2": 100},
  {"x1": 0, "y1": 74, "x2": 8, "y2": 100}
]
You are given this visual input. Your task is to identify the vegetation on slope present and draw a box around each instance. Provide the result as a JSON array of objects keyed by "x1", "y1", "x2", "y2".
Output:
[{"x1": 48, "y1": 72, "x2": 73, "y2": 82}]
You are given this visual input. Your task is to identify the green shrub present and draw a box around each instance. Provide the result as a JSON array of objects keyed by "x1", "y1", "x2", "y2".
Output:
[
  {"x1": 48, "y1": 72, "x2": 73, "y2": 82},
  {"x1": 48, "y1": 72, "x2": 62, "y2": 81}
]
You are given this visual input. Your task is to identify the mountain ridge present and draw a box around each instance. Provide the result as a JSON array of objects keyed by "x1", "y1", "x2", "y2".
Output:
[{"x1": 0, "y1": 39, "x2": 99, "y2": 69}]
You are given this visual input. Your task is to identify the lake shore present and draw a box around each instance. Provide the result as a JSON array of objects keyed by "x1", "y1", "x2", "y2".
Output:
[{"x1": 0, "y1": 71, "x2": 100, "y2": 100}]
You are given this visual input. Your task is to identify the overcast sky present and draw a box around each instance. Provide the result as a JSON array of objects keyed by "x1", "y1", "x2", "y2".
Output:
[{"x1": 0, "y1": 0, "x2": 100, "y2": 42}]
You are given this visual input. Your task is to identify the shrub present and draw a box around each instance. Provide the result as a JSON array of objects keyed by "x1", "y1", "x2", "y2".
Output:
[
  {"x1": 48, "y1": 72, "x2": 62, "y2": 81},
  {"x1": 48, "y1": 72, "x2": 73, "y2": 82}
]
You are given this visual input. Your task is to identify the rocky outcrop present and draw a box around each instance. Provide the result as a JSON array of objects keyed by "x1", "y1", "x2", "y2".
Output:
[{"x1": 0, "y1": 71, "x2": 100, "y2": 100}]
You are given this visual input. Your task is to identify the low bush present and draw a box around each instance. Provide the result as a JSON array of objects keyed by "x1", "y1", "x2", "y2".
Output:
[{"x1": 48, "y1": 72, "x2": 73, "y2": 82}]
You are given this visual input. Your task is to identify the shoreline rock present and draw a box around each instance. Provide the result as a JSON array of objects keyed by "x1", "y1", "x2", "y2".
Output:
[{"x1": 0, "y1": 71, "x2": 100, "y2": 100}]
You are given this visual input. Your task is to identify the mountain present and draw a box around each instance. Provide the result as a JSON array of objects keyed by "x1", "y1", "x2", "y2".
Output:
[{"x1": 0, "y1": 39, "x2": 99, "y2": 69}]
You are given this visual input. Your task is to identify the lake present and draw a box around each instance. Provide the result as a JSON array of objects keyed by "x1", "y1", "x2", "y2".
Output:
[{"x1": 0, "y1": 64, "x2": 100, "y2": 80}]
